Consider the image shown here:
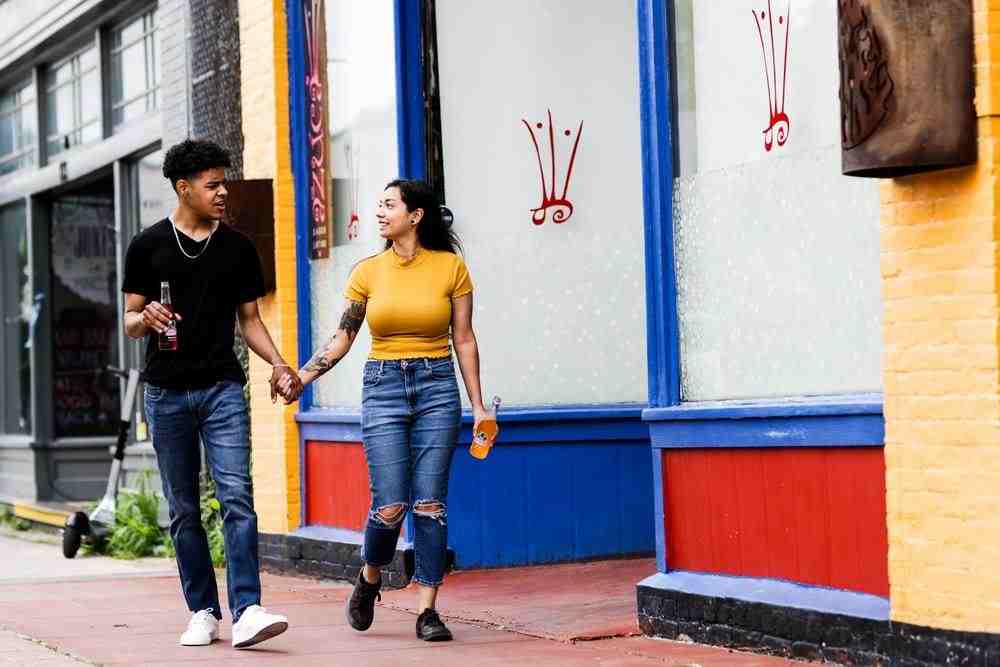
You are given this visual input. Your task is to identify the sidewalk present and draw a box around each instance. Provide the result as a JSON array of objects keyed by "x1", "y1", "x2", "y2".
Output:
[{"x1": 0, "y1": 537, "x2": 801, "y2": 666}]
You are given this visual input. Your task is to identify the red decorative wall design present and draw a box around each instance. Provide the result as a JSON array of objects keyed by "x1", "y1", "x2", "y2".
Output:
[
  {"x1": 661, "y1": 447, "x2": 889, "y2": 597},
  {"x1": 521, "y1": 110, "x2": 583, "y2": 225},
  {"x1": 752, "y1": 0, "x2": 791, "y2": 151}
]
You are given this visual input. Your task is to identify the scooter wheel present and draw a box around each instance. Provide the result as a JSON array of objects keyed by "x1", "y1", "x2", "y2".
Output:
[{"x1": 62, "y1": 526, "x2": 82, "y2": 559}]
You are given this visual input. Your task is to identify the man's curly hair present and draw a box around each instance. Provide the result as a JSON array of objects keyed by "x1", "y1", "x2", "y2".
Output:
[{"x1": 162, "y1": 139, "x2": 232, "y2": 190}]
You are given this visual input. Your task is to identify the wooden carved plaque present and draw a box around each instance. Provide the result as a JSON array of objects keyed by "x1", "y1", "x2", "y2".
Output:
[{"x1": 837, "y1": 0, "x2": 975, "y2": 177}]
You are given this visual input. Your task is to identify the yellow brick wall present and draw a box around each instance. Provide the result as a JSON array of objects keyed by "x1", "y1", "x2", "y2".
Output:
[
  {"x1": 882, "y1": 0, "x2": 1000, "y2": 632},
  {"x1": 239, "y1": 0, "x2": 301, "y2": 533}
]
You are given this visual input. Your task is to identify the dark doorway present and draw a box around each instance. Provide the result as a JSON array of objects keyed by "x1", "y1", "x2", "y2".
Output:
[{"x1": 49, "y1": 178, "x2": 119, "y2": 438}]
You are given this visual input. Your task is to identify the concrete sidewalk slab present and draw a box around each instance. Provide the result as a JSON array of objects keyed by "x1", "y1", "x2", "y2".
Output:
[
  {"x1": 0, "y1": 629, "x2": 85, "y2": 665},
  {"x1": 382, "y1": 557, "x2": 656, "y2": 641},
  {"x1": 0, "y1": 534, "x2": 176, "y2": 583}
]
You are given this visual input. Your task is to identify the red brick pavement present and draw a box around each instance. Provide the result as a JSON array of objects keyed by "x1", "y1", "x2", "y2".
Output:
[{"x1": 0, "y1": 566, "x2": 803, "y2": 666}]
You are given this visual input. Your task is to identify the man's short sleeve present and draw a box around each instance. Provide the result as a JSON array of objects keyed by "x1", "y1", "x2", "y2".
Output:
[
  {"x1": 236, "y1": 236, "x2": 267, "y2": 304},
  {"x1": 121, "y1": 235, "x2": 151, "y2": 297},
  {"x1": 452, "y1": 255, "x2": 473, "y2": 298},
  {"x1": 344, "y1": 260, "x2": 370, "y2": 302}
]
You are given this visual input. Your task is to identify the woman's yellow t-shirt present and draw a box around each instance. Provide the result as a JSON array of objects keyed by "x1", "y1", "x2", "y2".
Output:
[{"x1": 344, "y1": 248, "x2": 473, "y2": 360}]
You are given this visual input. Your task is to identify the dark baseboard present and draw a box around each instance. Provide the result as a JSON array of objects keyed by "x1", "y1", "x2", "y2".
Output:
[
  {"x1": 259, "y1": 532, "x2": 409, "y2": 589},
  {"x1": 259, "y1": 532, "x2": 457, "y2": 590},
  {"x1": 638, "y1": 585, "x2": 1000, "y2": 666}
]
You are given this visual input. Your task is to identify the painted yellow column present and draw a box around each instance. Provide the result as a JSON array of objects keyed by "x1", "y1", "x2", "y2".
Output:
[
  {"x1": 239, "y1": 0, "x2": 301, "y2": 533},
  {"x1": 881, "y1": 0, "x2": 1000, "y2": 632}
]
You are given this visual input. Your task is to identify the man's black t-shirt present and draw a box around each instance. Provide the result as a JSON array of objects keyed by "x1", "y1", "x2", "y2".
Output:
[{"x1": 121, "y1": 218, "x2": 266, "y2": 389}]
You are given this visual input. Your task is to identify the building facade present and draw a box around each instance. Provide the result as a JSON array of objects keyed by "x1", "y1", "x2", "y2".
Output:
[
  {"x1": 252, "y1": 0, "x2": 1000, "y2": 663},
  {"x1": 0, "y1": 0, "x2": 249, "y2": 509},
  {"x1": 0, "y1": 0, "x2": 172, "y2": 504}
]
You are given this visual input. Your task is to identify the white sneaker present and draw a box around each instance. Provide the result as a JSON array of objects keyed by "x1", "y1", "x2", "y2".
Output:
[
  {"x1": 179, "y1": 609, "x2": 220, "y2": 646},
  {"x1": 231, "y1": 605, "x2": 289, "y2": 649}
]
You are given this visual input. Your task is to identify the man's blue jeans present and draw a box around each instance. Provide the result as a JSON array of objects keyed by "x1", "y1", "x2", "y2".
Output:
[
  {"x1": 145, "y1": 381, "x2": 260, "y2": 622},
  {"x1": 361, "y1": 357, "x2": 461, "y2": 587}
]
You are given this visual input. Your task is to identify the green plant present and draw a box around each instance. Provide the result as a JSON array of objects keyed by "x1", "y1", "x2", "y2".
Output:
[
  {"x1": 200, "y1": 474, "x2": 226, "y2": 568},
  {"x1": 89, "y1": 469, "x2": 225, "y2": 566},
  {"x1": 106, "y1": 474, "x2": 164, "y2": 560},
  {"x1": 0, "y1": 505, "x2": 31, "y2": 531}
]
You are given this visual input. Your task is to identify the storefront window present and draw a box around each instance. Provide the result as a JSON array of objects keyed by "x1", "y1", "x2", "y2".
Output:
[
  {"x1": 309, "y1": 0, "x2": 399, "y2": 408},
  {"x1": 670, "y1": 0, "x2": 882, "y2": 401},
  {"x1": 50, "y1": 183, "x2": 119, "y2": 438},
  {"x1": 0, "y1": 203, "x2": 32, "y2": 434},
  {"x1": 45, "y1": 44, "x2": 101, "y2": 156},
  {"x1": 0, "y1": 78, "x2": 37, "y2": 176},
  {"x1": 111, "y1": 10, "x2": 160, "y2": 129}
]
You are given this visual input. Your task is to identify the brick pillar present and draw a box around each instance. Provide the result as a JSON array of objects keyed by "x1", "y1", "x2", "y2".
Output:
[
  {"x1": 881, "y1": 1, "x2": 1000, "y2": 632},
  {"x1": 239, "y1": 0, "x2": 301, "y2": 533}
]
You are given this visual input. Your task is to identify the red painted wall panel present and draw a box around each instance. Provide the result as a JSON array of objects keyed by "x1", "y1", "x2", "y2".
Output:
[
  {"x1": 661, "y1": 448, "x2": 889, "y2": 597},
  {"x1": 305, "y1": 441, "x2": 370, "y2": 531}
]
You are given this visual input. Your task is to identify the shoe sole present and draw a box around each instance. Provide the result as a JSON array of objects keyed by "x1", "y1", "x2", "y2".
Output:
[
  {"x1": 179, "y1": 638, "x2": 217, "y2": 646},
  {"x1": 233, "y1": 621, "x2": 288, "y2": 649},
  {"x1": 345, "y1": 596, "x2": 374, "y2": 632},
  {"x1": 418, "y1": 631, "x2": 453, "y2": 642}
]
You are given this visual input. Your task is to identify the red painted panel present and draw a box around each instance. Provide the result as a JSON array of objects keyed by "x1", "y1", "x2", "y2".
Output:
[
  {"x1": 305, "y1": 441, "x2": 370, "y2": 531},
  {"x1": 661, "y1": 448, "x2": 889, "y2": 597}
]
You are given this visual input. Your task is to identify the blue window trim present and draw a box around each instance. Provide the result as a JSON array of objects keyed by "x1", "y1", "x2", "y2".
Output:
[
  {"x1": 297, "y1": 404, "x2": 648, "y2": 444},
  {"x1": 286, "y1": 0, "x2": 315, "y2": 411},
  {"x1": 639, "y1": 571, "x2": 889, "y2": 621},
  {"x1": 646, "y1": 394, "x2": 884, "y2": 448},
  {"x1": 394, "y1": 0, "x2": 426, "y2": 180},
  {"x1": 637, "y1": 0, "x2": 681, "y2": 410}
]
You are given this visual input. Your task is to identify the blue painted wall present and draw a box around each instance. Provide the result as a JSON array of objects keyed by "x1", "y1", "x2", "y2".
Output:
[
  {"x1": 299, "y1": 408, "x2": 656, "y2": 567},
  {"x1": 448, "y1": 439, "x2": 653, "y2": 568}
]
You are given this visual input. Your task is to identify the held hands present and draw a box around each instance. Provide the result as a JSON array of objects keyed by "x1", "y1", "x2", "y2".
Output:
[
  {"x1": 270, "y1": 365, "x2": 304, "y2": 404},
  {"x1": 141, "y1": 301, "x2": 181, "y2": 333}
]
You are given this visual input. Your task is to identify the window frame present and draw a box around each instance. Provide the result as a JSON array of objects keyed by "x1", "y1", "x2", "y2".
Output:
[
  {"x1": 108, "y1": 8, "x2": 159, "y2": 131},
  {"x1": 43, "y1": 42, "x2": 102, "y2": 158},
  {"x1": 0, "y1": 78, "x2": 38, "y2": 177}
]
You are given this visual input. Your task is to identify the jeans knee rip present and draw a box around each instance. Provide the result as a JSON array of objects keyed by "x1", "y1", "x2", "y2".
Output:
[
  {"x1": 371, "y1": 503, "x2": 407, "y2": 527},
  {"x1": 413, "y1": 499, "x2": 447, "y2": 526}
]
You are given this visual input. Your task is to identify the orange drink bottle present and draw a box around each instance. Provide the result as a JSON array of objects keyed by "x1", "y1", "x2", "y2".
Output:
[{"x1": 470, "y1": 396, "x2": 502, "y2": 460}]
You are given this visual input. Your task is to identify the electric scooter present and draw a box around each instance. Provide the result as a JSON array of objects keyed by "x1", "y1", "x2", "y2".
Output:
[{"x1": 62, "y1": 366, "x2": 142, "y2": 558}]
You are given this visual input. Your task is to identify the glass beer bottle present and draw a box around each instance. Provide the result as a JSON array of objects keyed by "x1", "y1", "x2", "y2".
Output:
[
  {"x1": 470, "y1": 396, "x2": 502, "y2": 460},
  {"x1": 158, "y1": 281, "x2": 178, "y2": 351}
]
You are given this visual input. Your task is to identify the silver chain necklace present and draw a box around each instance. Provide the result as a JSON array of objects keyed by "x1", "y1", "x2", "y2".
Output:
[{"x1": 169, "y1": 215, "x2": 218, "y2": 260}]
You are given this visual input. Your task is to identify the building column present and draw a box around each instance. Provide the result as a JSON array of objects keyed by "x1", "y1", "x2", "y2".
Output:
[
  {"x1": 881, "y1": 0, "x2": 1000, "y2": 631},
  {"x1": 239, "y1": 0, "x2": 301, "y2": 533}
]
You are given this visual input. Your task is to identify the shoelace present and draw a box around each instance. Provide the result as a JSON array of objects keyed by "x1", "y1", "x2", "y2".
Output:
[{"x1": 190, "y1": 609, "x2": 216, "y2": 629}]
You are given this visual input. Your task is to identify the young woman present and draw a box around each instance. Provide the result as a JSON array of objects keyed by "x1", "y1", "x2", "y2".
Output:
[{"x1": 280, "y1": 179, "x2": 489, "y2": 642}]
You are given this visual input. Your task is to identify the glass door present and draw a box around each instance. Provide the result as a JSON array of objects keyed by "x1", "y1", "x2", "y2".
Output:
[
  {"x1": 0, "y1": 203, "x2": 32, "y2": 435},
  {"x1": 49, "y1": 179, "x2": 119, "y2": 438}
]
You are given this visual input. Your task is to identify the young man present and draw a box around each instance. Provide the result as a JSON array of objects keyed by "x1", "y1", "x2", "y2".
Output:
[{"x1": 121, "y1": 140, "x2": 302, "y2": 649}]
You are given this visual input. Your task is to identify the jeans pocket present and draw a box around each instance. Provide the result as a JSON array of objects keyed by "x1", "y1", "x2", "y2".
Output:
[
  {"x1": 144, "y1": 384, "x2": 166, "y2": 402},
  {"x1": 429, "y1": 359, "x2": 455, "y2": 380},
  {"x1": 362, "y1": 362, "x2": 382, "y2": 388}
]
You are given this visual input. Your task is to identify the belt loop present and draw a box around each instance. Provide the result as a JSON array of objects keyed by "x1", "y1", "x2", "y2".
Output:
[
  {"x1": 378, "y1": 360, "x2": 384, "y2": 375},
  {"x1": 423, "y1": 358, "x2": 431, "y2": 370}
]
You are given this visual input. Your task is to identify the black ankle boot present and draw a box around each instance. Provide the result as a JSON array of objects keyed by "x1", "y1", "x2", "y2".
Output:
[
  {"x1": 345, "y1": 570, "x2": 381, "y2": 631},
  {"x1": 415, "y1": 608, "x2": 453, "y2": 642}
]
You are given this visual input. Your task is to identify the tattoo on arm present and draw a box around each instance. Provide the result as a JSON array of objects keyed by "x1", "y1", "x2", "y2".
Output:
[
  {"x1": 339, "y1": 300, "x2": 366, "y2": 339},
  {"x1": 303, "y1": 333, "x2": 339, "y2": 375},
  {"x1": 301, "y1": 301, "x2": 365, "y2": 377}
]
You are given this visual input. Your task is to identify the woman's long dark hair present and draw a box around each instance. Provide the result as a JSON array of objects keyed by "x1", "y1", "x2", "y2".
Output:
[{"x1": 384, "y1": 179, "x2": 462, "y2": 254}]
